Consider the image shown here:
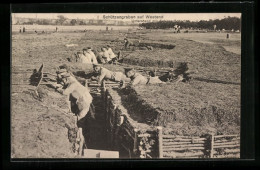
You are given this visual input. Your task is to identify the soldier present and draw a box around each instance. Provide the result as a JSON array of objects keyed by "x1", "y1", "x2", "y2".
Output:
[
  {"x1": 58, "y1": 72, "x2": 93, "y2": 156},
  {"x1": 93, "y1": 49, "x2": 106, "y2": 64},
  {"x1": 98, "y1": 47, "x2": 111, "y2": 63},
  {"x1": 106, "y1": 45, "x2": 118, "y2": 63},
  {"x1": 124, "y1": 38, "x2": 134, "y2": 49},
  {"x1": 49, "y1": 64, "x2": 72, "y2": 91},
  {"x1": 79, "y1": 48, "x2": 98, "y2": 64},
  {"x1": 124, "y1": 68, "x2": 165, "y2": 86},
  {"x1": 92, "y1": 64, "x2": 130, "y2": 85},
  {"x1": 177, "y1": 26, "x2": 181, "y2": 33}
]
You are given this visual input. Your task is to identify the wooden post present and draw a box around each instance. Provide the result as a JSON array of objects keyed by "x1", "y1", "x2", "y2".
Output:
[
  {"x1": 209, "y1": 133, "x2": 214, "y2": 158},
  {"x1": 102, "y1": 81, "x2": 106, "y2": 96},
  {"x1": 157, "y1": 126, "x2": 163, "y2": 158},
  {"x1": 106, "y1": 96, "x2": 112, "y2": 149},
  {"x1": 133, "y1": 128, "x2": 139, "y2": 155}
]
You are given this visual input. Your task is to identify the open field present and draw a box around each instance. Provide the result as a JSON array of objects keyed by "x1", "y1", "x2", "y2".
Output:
[
  {"x1": 12, "y1": 24, "x2": 138, "y2": 33},
  {"x1": 11, "y1": 29, "x2": 241, "y2": 158}
]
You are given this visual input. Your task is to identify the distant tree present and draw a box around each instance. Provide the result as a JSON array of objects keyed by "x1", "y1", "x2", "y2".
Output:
[
  {"x1": 140, "y1": 17, "x2": 241, "y2": 31},
  {"x1": 78, "y1": 20, "x2": 86, "y2": 25},
  {"x1": 57, "y1": 15, "x2": 67, "y2": 25},
  {"x1": 70, "y1": 19, "x2": 77, "y2": 25},
  {"x1": 42, "y1": 19, "x2": 51, "y2": 25}
]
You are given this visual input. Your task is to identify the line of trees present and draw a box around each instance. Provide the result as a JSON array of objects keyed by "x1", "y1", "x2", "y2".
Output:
[
  {"x1": 139, "y1": 16, "x2": 241, "y2": 31},
  {"x1": 22, "y1": 15, "x2": 69, "y2": 25},
  {"x1": 16, "y1": 15, "x2": 132, "y2": 26}
]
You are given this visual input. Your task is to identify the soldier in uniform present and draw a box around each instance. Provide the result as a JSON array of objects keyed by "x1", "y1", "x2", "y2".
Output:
[
  {"x1": 79, "y1": 48, "x2": 98, "y2": 64},
  {"x1": 92, "y1": 64, "x2": 130, "y2": 85},
  {"x1": 106, "y1": 45, "x2": 118, "y2": 63},
  {"x1": 124, "y1": 68, "x2": 165, "y2": 86},
  {"x1": 98, "y1": 47, "x2": 110, "y2": 63},
  {"x1": 58, "y1": 72, "x2": 93, "y2": 156},
  {"x1": 124, "y1": 38, "x2": 134, "y2": 49}
]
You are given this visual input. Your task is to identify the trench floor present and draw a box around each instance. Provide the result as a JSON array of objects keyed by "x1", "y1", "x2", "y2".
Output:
[
  {"x1": 82, "y1": 87, "x2": 129, "y2": 158},
  {"x1": 83, "y1": 88, "x2": 109, "y2": 150}
]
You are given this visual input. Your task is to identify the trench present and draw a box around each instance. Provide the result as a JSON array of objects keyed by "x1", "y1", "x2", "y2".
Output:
[
  {"x1": 79, "y1": 87, "x2": 129, "y2": 158},
  {"x1": 82, "y1": 88, "x2": 109, "y2": 150}
]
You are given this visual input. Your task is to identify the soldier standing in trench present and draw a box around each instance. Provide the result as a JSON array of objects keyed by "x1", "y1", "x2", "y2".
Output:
[{"x1": 57, "y1": 72, "x2": 94, "y2": 156}]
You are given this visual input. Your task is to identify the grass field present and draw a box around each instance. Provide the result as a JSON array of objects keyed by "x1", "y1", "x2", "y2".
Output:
[{"x1": 11, "y1": 29, "x2": 241, "y2": 157}]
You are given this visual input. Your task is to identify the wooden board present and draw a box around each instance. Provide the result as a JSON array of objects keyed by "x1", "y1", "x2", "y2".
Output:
[{"x1": 83, "y1": 149, "x2": 119, "y2": 158}]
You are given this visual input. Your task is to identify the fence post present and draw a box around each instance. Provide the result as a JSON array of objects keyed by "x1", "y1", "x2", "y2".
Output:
[
  {"x1": 156, "y1": 126, "x2": 163, "y2": 158},
  {"x1": 133, "y1": 128, "x2": 139, "y2": 155},
  {"x1": 209, "y1": 133, "x2": 214, "y2": 158},
  {"x1": 102, "y1": 81, "x2": 106, "y2": 92}
]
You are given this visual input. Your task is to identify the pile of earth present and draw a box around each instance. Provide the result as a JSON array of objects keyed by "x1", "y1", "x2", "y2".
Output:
[{"x1": 11, "y1": 86, "x2": 78, "y2": 158}]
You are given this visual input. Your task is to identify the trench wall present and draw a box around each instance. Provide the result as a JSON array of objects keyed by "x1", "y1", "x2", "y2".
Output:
[{"x1": 103, "y1": 86, "x2": 240, "y2": 159}]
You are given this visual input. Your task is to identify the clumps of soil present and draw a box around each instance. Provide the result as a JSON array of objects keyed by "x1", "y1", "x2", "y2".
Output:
[
  {"x1": 31, "y1": 86, "x2": 49, "y2": 102},
  {"x1": 66, "y1": 123, "x2": 78, "y2": 143},
  {"x1": 116, "y1": 81, "x2": 240, "y2": 136}
]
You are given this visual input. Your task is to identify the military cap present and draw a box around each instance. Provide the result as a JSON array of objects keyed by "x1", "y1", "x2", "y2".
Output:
[
  {"x1": 56, "y1": 68, "x2": 67, "y2": 74},
  {"x1": 93, "y1": 63, "x2": 101, "y2": 67},
  {"x1": 61, "y1": 72, "x2": 71, "y2": 78},
  {"x1": 124, "y1": 67, "x2": 134, "y2": 73},
  {"x1": 59, "y1": 64, "x2": 70, "y2": 71},
  {"x1": 71, "y1": 90, "x2": 81, "y2": 99}
]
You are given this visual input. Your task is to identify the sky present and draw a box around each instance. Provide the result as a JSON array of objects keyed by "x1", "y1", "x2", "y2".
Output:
[{"x1": 12, "y1": 13, "x2": 241, "y2": 22}]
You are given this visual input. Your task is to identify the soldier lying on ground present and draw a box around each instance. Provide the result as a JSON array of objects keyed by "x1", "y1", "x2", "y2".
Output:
[
  {"x1": 124, "y1": 38, "x2": 134, "y2": 49},
  {"x1": 91, "y1": 64, "x2": 130, "y2": 85},
  {"x1": 123, "y1": 68, "x2": 165, "y2": 86},
  {"x1": 123, "y1": 68, "x2": 184, "y2": 87},
  {"x1": 124, "y1": 38, "x2": 141, "y2": 50},
  {"x1": 48, "y1": 64, "x2": 72, "y2": 90},
  {"x1": 57, "y1": 72, "x2": 93, "y2": 156},
  {"x1": 149, "y1": 70, "x2": 185, "y2": 83}
]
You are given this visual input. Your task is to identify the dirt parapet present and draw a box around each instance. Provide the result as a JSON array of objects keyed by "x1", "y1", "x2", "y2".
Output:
[{"x1": 111, "y1": 82, "x2": 240, "y2": 136}]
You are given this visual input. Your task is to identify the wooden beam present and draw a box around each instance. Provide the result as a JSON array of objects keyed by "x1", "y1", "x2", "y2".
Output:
[{"x1": 157, "y1": 126, "x2": 163, "y2": 158}]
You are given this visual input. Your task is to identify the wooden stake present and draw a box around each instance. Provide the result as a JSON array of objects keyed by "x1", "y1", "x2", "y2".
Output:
[
  {"x1": 133, "y1": 128, "x2": 138, "y2": 154},
  {"x1": 157, "y1": 126, "x2": 163, "y2": 158},
  {"x1": 209, "y1": 134, "x2": 214, "y2": 158}
]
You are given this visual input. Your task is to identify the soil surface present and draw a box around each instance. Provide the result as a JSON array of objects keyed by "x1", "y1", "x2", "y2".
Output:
[{"x1": 11, "y1": 30, "x2": 241, "y2": 157}]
